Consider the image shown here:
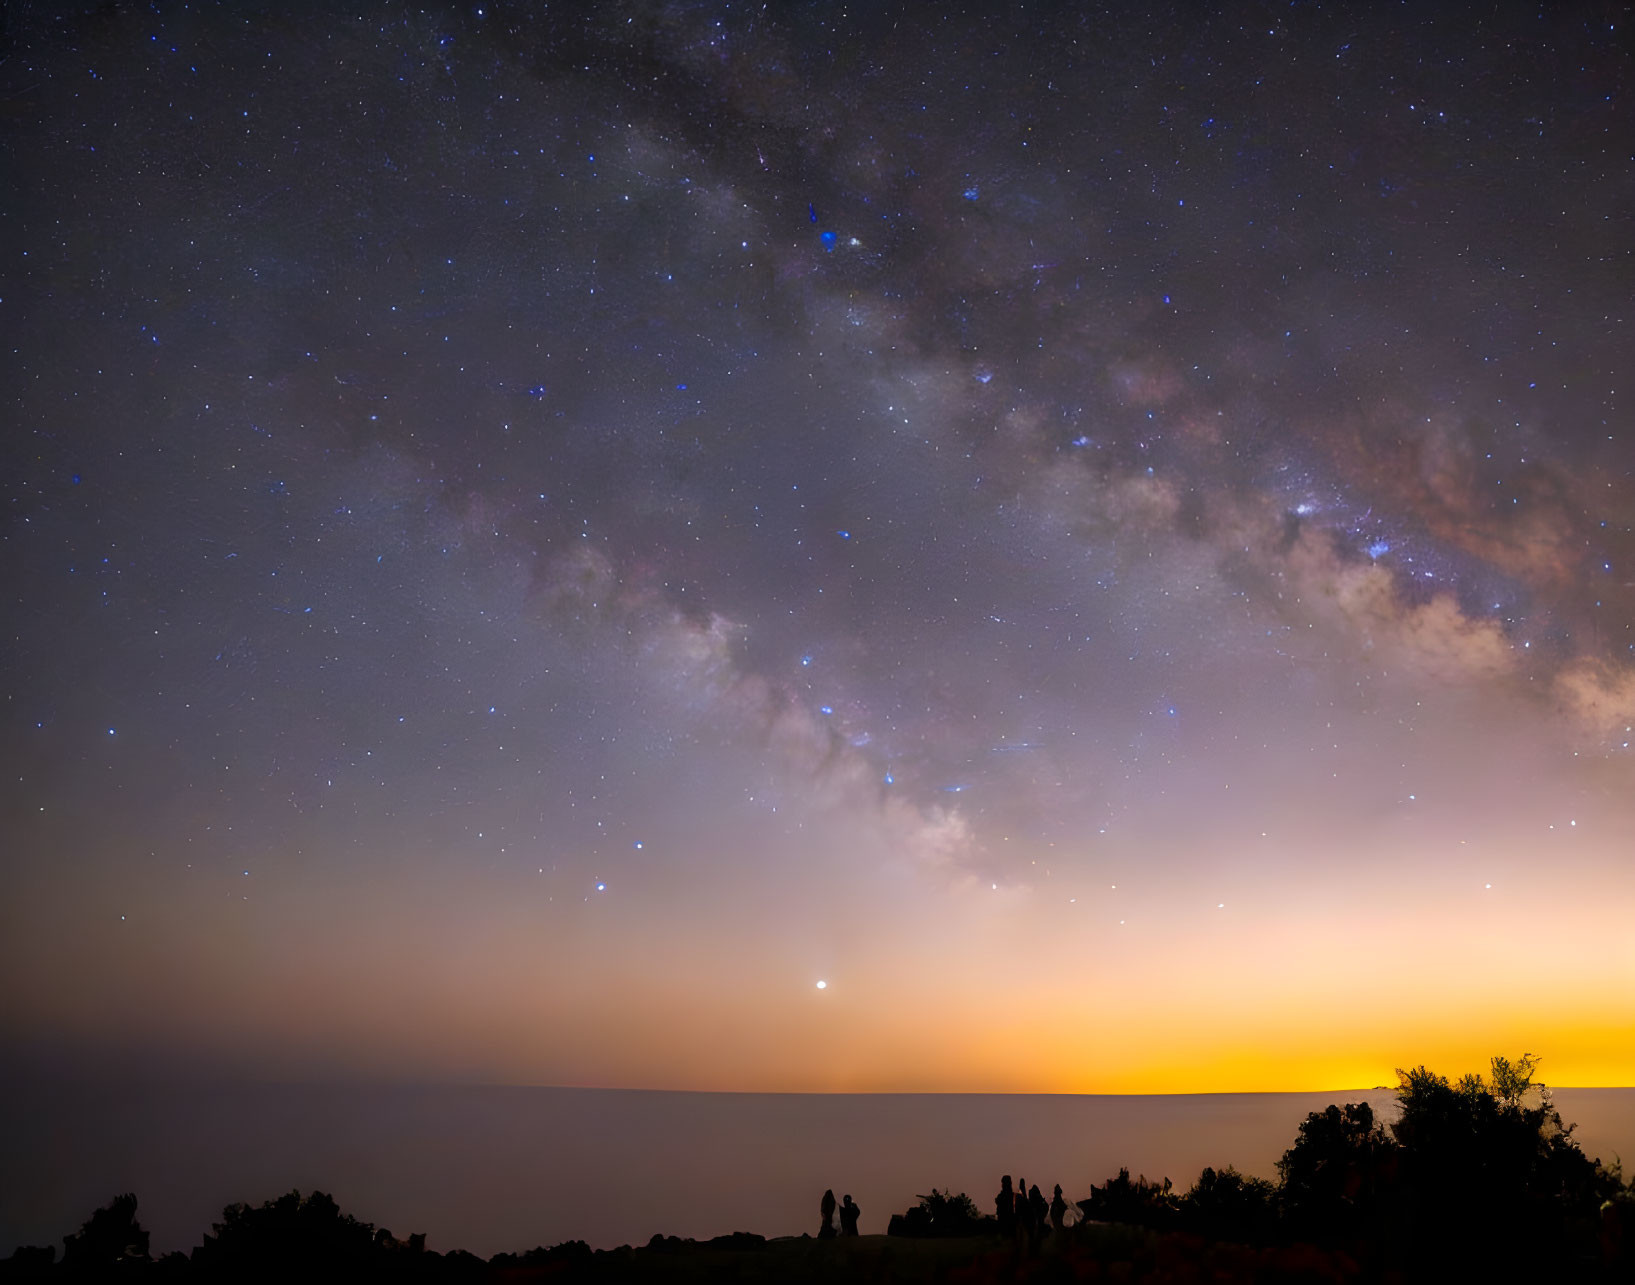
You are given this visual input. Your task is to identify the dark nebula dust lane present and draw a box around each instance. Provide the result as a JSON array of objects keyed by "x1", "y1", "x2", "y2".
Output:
[{"x1": 1, "y1": 2, "x2": 1631, "y2": 1092}]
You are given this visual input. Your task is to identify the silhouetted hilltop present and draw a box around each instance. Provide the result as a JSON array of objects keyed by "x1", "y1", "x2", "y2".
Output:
[{"x1": 5, "y1": 1056, "x2": 1632, "y2": 1283}]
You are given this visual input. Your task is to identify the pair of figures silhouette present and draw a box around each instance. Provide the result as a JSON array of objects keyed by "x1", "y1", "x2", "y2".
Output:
[
  {"x1": 996, "y1": 1175, "x2": 1070, "y2": 1243},
  {"x1": 817, "y1": 1188, "x2": 861, "y2": 1237}
]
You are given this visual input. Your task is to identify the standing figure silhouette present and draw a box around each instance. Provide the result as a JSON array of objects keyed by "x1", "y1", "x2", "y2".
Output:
[
  {"x1": 818, "y1": 1188, "x2": 838, "y2": 1238},
  {"x1": 1027, "y1": 1184, "x2": 1048, "y2": 1251},
  {"x1": 839, "y1": 1194, "x2": 860, "y2": 1236},
  {"x1": 1049, "y1": 1183, "x2": 1067, "y2": 1233}
]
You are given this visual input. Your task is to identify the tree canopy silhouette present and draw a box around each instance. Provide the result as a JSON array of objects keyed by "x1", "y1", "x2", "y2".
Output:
[
  {"x1": 1275, "y1": 1101, "x2": 1397, "y2": 1243},
  {"x1": 60, "y1": 1193, "x2": 149, "y2": 1274},
  {"x1": 1390, "y1": 1054, "x2": 1618, "y2": 1272},
  {"x1": 192, "y1": 1190, "x2": 382, "y2": 1280}
]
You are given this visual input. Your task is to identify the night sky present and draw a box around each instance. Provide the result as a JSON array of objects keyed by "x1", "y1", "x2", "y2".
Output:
[{"x1": 3, "y1": 2, "x2": 1631, "y2": 1095}]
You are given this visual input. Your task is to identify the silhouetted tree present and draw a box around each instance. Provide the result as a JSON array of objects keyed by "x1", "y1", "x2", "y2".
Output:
[
  {"x1": 61, "y1": 1193, "x2": 150, "y2": 1275},
  {"x1": 1275, "y1": 1101, "x2": 1397, "y2": 1243},
  {"x1": 1390, "y1": 1055, "x2": 1617, "y2": 1273},
  {"x1": 192, "y1": 1189, "x2": 379, "y2": 1280}
]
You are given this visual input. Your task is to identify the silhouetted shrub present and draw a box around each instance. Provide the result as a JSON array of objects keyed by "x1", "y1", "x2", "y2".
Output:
[
  {"x1": 705, "y1": 1232, "x2": 766, "y2": 1250},
  {"x1": 1179, "y1": 1165, "x2": 1277, "y2": 1243},
  {"x1": 1602, "y1": 1189, "x2": 1635, "y2": 1271},
  {"x1": 0, "y1": 1245, "x2": 56, "y2": 1282},
  {"x1": 432, "y1": 1247, "x2": 488, "y2": 1279},
  {"x1": 1078, "y1": 1167, "x2": 1179, "y2": 1230},
  {"x1": 486, "y1": 1237, "x2": 595, "y2": 1272},
  {"x1": 61, "y1": 1193, "x2": 151, "y2": 1275},
  {"x1": 887, "y1": 1189, "x2": 989, "y2": 1237},
  {"x1": 191, "y1": 1189, "x2": 379, "y2": 1280}
]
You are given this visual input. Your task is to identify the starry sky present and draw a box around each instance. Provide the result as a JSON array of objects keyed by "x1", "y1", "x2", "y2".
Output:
[{"x1": 2, "y1": 1, "x2": 1632, "y2": 1095}]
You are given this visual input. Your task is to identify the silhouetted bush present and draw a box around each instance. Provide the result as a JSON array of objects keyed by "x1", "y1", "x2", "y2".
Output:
[
  {"x1": 148, "y1": 1253, "x2": 190, "y2": 1282},
  {"x1": 430, "y1": 1247, "x2": 487, "y2": 1279},
  {"x1": 1178, "y1": 1165, "x2": 1277, "y2": 1244},
  {"x1": 887, "y1": 1189, "x2": 989, "y2": 1237},
  {"x1": 1602, "y1": 1187, "x2": 1635, "y2": 1272},
  {"x1": 515, "y1": 1238, "x2": 592, "y2": 1263},
  {"x1": 1078, "y1": 1167, "x2": 1179, "y2": 1230},
  {"x1": 60, "y1": 1194, "x2": 150, "y2": 1277},
  {"x1": 191, "y1": 1189, "x2": 384, "y2": 1280},
  {"x1": 0, "y1": 1245, "x2": 56, "y2": 1282},
  {"x1": 704, "y1": 1232, "x2": 766, "y2": 1250}
]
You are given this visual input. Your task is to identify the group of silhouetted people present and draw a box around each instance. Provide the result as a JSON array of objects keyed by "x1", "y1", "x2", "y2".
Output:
[
  {"x1": 996, "y1": 1175, "x2": 1071, "y2": 1251},
  {"x1": 817, "y1": 1189, "x2": 861, "y2": 1238}
]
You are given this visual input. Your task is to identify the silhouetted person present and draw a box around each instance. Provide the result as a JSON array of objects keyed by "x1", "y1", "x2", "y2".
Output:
[
  {"x1": 1049, "y1": 1184, "x2": 1067, "y2": 1233},
  {"x1": 839, "y1": 1194, "x2": 860, "y2": 1236},
  {"x1": 1027, "y1": 1184, "x2": 1048, "y2": 1250},
  {"x1": 1015, "y1": 1176, "x2": 1033, "y2": 1248},
  {"x1": 995, "y1": 1175, "x2": 1015, "y2": 1237},
  {"x1": 819, "y1": 1188, "x2": 837, "y2": 1238}
]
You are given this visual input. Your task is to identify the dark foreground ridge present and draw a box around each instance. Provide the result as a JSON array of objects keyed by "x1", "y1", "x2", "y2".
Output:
[{"x1": 6, "y1": 1056, "x2": 1634, "y2": 1283}]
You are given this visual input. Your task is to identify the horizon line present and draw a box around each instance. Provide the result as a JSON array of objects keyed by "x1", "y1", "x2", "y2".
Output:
[{"x1": 14, "y1": 1075, "x2": 1633, "y2": 1095}]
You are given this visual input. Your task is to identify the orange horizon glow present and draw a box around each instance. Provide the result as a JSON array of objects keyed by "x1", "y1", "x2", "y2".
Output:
[{"x1": 8, "y1": 825, "x2": 1631, "y2": 1095}]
